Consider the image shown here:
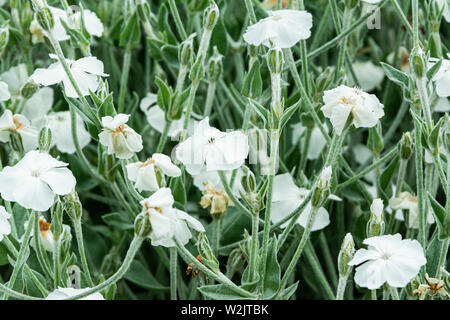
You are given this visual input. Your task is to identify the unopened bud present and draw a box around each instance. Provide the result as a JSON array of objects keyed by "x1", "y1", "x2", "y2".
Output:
[
  {"x1": 178, "y1": 33, "x2": 195, "y2": 66},
  {"x1": 312, "y1": 166, "x2": 332, "y2": 207},
  {"x1": 241, "y1": 166, "x2": 256, "y2": 194},
  {"x1": 38, "y1": 125, "x2": 52, "y2": 152},
  {"x1": 50, "y1": 199, "x2": 64, "y2": 239},
  {"x1": 0, "y1": 25, "x2": 9, "y2": 51},
  {"x1": 207, "y1": 47, "x2": 223, "y2": 82},
  {"x1": 338, "y1": 233, "x2": 355, "y2": 277},
  {"x1": 203, "y1": 0, "x2": 219, "y2": 30},
  {"x1": 267, "y1": 47, "x2": 284, "y2": 74},
  {"x1": 36, "y1": 8, "x2": 54, "y2": 32},
  {"x1": 197, "y1": 232, "x2": 220, "y2": 272},
  {"x1": 399, "y1": 132, "x2": 413, "y2": 160},
  {"x1": 314, "y1": 67, "x2": 334, "y2": 101},
  {"x1": 410, "y1": 46, "x2": 426, "y2": 79},
  {"x1": 21, "y1": 81, "x2": 39, "y2": 99},
  {"x1": 134, "y1": 212, "x2": 152, "y2": 238},
  {"x1": 366, "y1": 198, "x2": 385, "y2": 237},
  {"x1": 64, "y1": 190, "x2": 83, "y2": 221}
]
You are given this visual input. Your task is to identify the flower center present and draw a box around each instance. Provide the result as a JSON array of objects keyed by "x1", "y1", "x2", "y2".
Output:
[
  {"x1": 114, "y1": 124, "x2": 128, "y2": 133},
  {"x1": 13, "y1": 116, "x2": 24, "y2": 130},
  {"x1": 380, "y1": 252, "x2": 391, "y2": 260},
  {"x1": 208, "y1": 137, "x2": 215, "y2": 144},
  {"x1": 140, "y1": 158, "x2": 155, "y2": 168},
  {"x1": 30, "y1": 170, "x2": 41, "y2": 178}
]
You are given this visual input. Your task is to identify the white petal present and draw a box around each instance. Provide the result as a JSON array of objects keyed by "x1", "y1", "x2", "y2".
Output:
[
  {"x1": 153, "y1": 153, "x2": 181, "y2": 177},
  {"x1": 175, "y1": 209, "x2": 205, "y2": 232},
  {"x1": 40, "y1": 167, "x2": 76, "y2": 195}
]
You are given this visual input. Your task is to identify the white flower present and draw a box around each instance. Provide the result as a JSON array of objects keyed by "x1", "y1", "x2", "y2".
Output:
[
  {"x1": 0, "y1": 64, "x2": 28, "y2": 97},
  {"x1": 192, "y1": 168, "x2": 244, "y2": 198},
  {"x1": 46, "y1": 6, "x2": 104, "y2": 42},
  {"x1": 140, "y1": 188, "x2": 205, "y2": 247},
  {"x1": 271, "y1": 173, "x2": 341, "y2": 231},
  {"x1": 389, "y1": 192, "x2": 435, "y2": 229},
  {"x1": 321, "y1": 85, "x2": 385, "y2": 135},
  {"x1": 46, "y1": 287, "x2": 104, "y2": 300},
  {"x1": 37, "y1": 111, "x2": 91, "y2": 154},
  {"x1": 243, "y1": 9, "x2": 313, "y2": 48},
  {"x1": 0, "y1": 205, "x2": 11, "y2": 241},
  {"x1": 291, "y1": 122, "x2": 327, "y2": 160},
  {"x1": 126, "y1": 153, "x2": 181, "y2": 192},
  {"x1": 0, "y1": 110, "x2": 38, "y2": 152},
  {"x1": 140, "y1": 92, "x2": 196, "y2": 138},
  {"x1": 0, "y1": 150, "x2": 76, "y2": 211},
  {"x1": 0, "y1": 81, "x2": 10, "y2": 101},
  {"x1": 24, "y1": 216, "x2": 71, "y2": 252},
  {"x1": 431, "y1": 54, "x2": 450, "y2": 98},
  {"x1": 30, "y1": 54, "x2": 108, "y2": 98},
  {"x1": 98, "y1": 114, "x2": 143, "y2": 160},
  {"x1": 349, "y1": 234, "x2": 426, "y2": 289},
  {"x1": 436, "y1": 0, "x2": 450, "y2": 23},
  {"x1": 175, "y1": 117, "x2": 249, "y2": 175},
  {"x1": 352, "y1": 60, "x2": 384, "y2": 92},
  {"x1": 22, "y1": 87, "x2": 54, "y2": 122}
]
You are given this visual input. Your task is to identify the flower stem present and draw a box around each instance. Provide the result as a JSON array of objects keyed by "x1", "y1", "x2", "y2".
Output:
[
  {"x1": 336, "y1": 275, "x2": 348, "y2": 300},
  {"x1": 52, "y1": 236, "x2": 62, "y2": 288},
  {"x1": 389, "y1": 286, "x2": 400, "y2": 300},
  {"x1": 73, "y1": 219, "x2": 94, "y2": 287},
  {"x1": 170, "y1": 246, "x2": 178, "y2": 300},
  {"x1": 203, "y1": 80, "x2": 216, "y2": 117},
  {"x1": 155, "y1": 120, "x2": 172, "y2": 153},
  {"x1": 212, "y1": 216, "x2": 222, "y2": 257},
  {"x1": 118, "y1": 44, "x2": 132, "y2": 113},
  {"x1": 249, "y1": 210, "x2": 259, "y2": 282},
  {"x1": 168, "y1": 0, "x2": 188, "y2": 40}
]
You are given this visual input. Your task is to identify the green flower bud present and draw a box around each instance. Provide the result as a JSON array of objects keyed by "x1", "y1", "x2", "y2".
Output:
[
  {"x1": 134, "y1": 212, "x2": 152, "y2": 238},
  {"x1": 64, "y1": 190, "x2": 83, "y2": 221},
  {"x1": 36, "y1": 7, "x2": 54, "y2": 32},
  {"x1": 241, "y1": 165, "x2": 256, "y2": 194},
  {"x1": 367, "y1": 124, "x2": 384, "y2": 157},
  {"x1": 178, "y1": 33, "x2": 196, "y2": 66},
  {"x1": 0, "y1": 25, "x2": 9, "y2": 52},
  {"x1": 410, "y1": 46, "x2": 426, "y2": 79},
  {"x1": 267, "y1": 47, "x2": 284, "y2": 75},
  {"x1": 50, "y1": 199, "x2": 64, "y2": 239},
  {"x1": 136, "y1": 0, "x2": 151, "y2": 23},
  {"x1": 21, "y1": 81, "x2": 39, "y2": 99},
  {"x1": 314, "y1": 67, "x2": 334, "y2": 101},
  {"x1": 207, "y1": 47, "x2": 223, "y2": 82},
  {"x1": 399, "y1": 132, "x2": 413, "y2": 160},
  {"x1": 203, "y1": 0, "x2": 219, "y2": 30},
  {"x1": 10, "y1": 132, "x2": 24, "y2": 154},
  {"x1": 189, "y1": 54, "x2": 205, "y2": 83},
  {"x1": 38, "y1": 125, "x2": 52, "y2": 152},
  {"x1": 338, "y1": 233, "x2": 355, "y2": 277},
  {"x1": 312, "y1": 166, "x2": 332, "y2": 208},
  {"x1": 9, "y1": 0, "x2": 18, "y2": 9},
  {"x1": 366, "y1": 198, "x2": 385, "y2": 238},
  {"x1": 197, "y1": 232, "x2": 220, "y2": 272}
]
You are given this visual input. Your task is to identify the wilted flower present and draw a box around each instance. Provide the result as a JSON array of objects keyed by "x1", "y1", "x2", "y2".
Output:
[
  {"x1": 389, "y1": 192, "x2": 435, "y2": 229},
  {"x1": 199, "y1": 182, "x2": 234, "y2": 216},
  {"x1": 243, "y1": 10, "x2": 312, "y2": 48},
  {"x1": 413, "y1": 274, "x2": 449, "y2": 299},
  {"x1": 349, "y1": 234, "x2": 427, "y2": 290},
  {"x1": 0, "y1": 150, "x2": 76, "y2": 211},
  {"x1": 175, "y1": 117, "x2": 249, "y2": 175},
  {"x1": 99, "y1": 114, "x2": 143, "y2": 160},
  {"x1": 30, "y1": 54, "x2": 108, "y2": 98},
  {"x1": 271, "y1": 173, "x2": 341, "y2": 231},
  {"x1": 0, "y1": 205, "x2": 11, "y2": 241},
  {"x1": 139, "y1": 188, "x2": 205, "y2": 247},
  {"x1": 0, "y1": 110, "x2": 39, "y2": 151},
  {"x1": 46, "y1": 287, "x2": 104, "y2": 300},
  {"x1": 139, "y1": 92, "x2": 195, "y2": 138},
  {"x1": 431, "y1": 54, "x2": 450, "y2": 98},
  {"x1": 321, "y1": 85, "x2": 385, "y2": 135},
  {"x1": 126, "y1": 153, "x2": 181, "y2": 192},
  {"x1": 0, "y1": 81, "x2": 10, "y2": 101}
]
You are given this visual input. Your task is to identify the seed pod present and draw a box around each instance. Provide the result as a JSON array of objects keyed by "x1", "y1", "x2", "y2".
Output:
[
  {"x1": 338, "y1": 233, "x2": 355, "y2": 277},
  {"x1": 134, "y1": 212, "x2": 152, "y2": 238}
]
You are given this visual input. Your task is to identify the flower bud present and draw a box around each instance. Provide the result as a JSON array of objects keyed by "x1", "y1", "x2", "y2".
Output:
[
  {"x1": 38, "y1": 124, "x2": 52, "y2": 152},
  {"x1": 178, "y1": 33, "x2": 195, "y2": 66},
  {"x1": 314, "y1": 67, "x2": 334, "y2": 101},
  {"x1": 410, "y1": 46, "x2": 427, "y2": 79},
  {"x1": 9, "y1": 132, "x2": 24, "y2": 154},
  {"x1": 367, "y1": 124, "x2": 384, "y2": 157},
  {"x1": 399, "y1": 132, "x2": 413, "y2": 160},
  {"x1": 136, "y1": 0, "x2": 151, "y2": 23},
  {"x1": 64, "y1": 190, "x2": 83, "y2": 221},
  {"x1": 312, "y1": 166, "x2": 332, "y2": 208},
  {"x1": 267, "y1": 47, "x2": 284, "y2": 74},
  {"x1": 207, "y1": 47, "x2": 223, "y2": 82},
  {"x1": 50, "y1": 199, "x2": 64, "y2": 239},
  {"x1": 189, "y1": 54, "x2": 205, "y2": 83},
  {"x1": 21, "y1": 81, "x2": 39, "y2": 99},
  {"x1": 366, "y1": 198, "x2": 385, "y2": 237},
  {"x1": 36, "y1": 7, "x2": 54, "y2": 32},
  {"x1": 197, "y1": 232, "x2": 220, "y2": 272},
  {"x1": 338, "y1": 233, "x2": 355, "y2": 277},
  {"x1": 134, "y1": 212, "x2": 152, "y2": 238},
  {"x1": 203, "y1": 0, "x2": 219, "y2": 30},
  {"x1": 241, "y1": 166, "x2": 256, "y2": 194},
  {"x1": 0, "y1": 25, "x2": 9, "y2": 52}
]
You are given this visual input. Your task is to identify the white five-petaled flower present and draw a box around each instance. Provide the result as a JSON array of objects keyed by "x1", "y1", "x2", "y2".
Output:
[
  {"x1": 30, "y1": 54, "x2": 108, "y2": 98},
  {"x1": 389, "y1": 191, "x2": 435, "y2": 229},
  {"x1": 126, "y1": 153, "x2": 181, "y2": 192},
  {"x1": 0, "y1": 205, "x2": 11, "y2": 241},
  {"x1": 44, "y1": 6, "x2": 104, "y2": 42},
  {"x1": 0, "y1": 81, "x2": 10, "y2": 101},
  {"x1": 243, "y1": 9, "x2": 313, "y2": 48},
  {"x1": 349, "y1": 234, "x2": 427, "y2": 290},
  {"x1": 46, "y1": 287, "x2": 104, "y2": 300},
  {"x1": 0, "y1": 110, "x2": 39, "y2": 152},
  {"x1": 140, "y1": 92, "x2": 195, "y2": 138},
  {"x1": 99, "y1": 114, "x2": 143, "y2": 160},
  {"x1": 270, "y1": 173, "x2": 341, "y2": 231},
  {"x1": 140, "y1": 188, "x2": 205, "y2": 247},
  {"x1": 36, "y1": 111, "x2": 91, "y2": 154},
  {"x1": 321, "y1": 85, "x2": 385, "y2": 135},
  {"x1": 0, "y1": 150, "x2": 76, "y2": 211},
  {"x1": 175, "y1": 117, "x2": 249, "y2": 175},
  {"x1": 431, "y1": 54, "x2": 450, "y2": 98}
]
